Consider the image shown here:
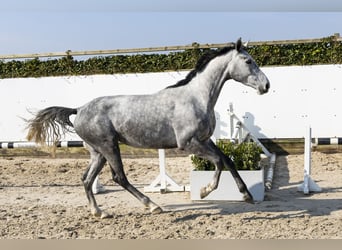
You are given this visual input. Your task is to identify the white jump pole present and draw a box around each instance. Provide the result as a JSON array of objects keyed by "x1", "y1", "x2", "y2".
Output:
[
  {"x1": 265, "y1": 153, "x2": 276, "y2": 190},
  {"x1": 298, "y1": 126, "x2": 321, "y2": 194}
]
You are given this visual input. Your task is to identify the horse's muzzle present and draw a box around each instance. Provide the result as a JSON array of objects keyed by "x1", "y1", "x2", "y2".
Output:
[{"x1": 258, "y1": 81, "x2": 270, "y2": 95}]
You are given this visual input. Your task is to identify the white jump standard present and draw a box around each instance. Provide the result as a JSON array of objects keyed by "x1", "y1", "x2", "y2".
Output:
[
  {"x1": 144, "y1": 149, "x2": 186, "y2": 193},
  {"x1": 298, "y1": 127, "x2": 322, "y2": 194}
]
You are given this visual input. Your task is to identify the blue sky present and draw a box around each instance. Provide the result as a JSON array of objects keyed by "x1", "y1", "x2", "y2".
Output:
[{"x1": 0, "y1": 0, "x2": 341, "y2": 56}]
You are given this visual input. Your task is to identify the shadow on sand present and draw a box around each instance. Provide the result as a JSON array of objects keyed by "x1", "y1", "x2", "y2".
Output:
[{"x1": 164, "y1": 155, "x2": 342, "y2": 222}]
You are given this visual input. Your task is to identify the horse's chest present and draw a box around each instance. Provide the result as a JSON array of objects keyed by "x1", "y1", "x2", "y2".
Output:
[{"x1": 196, "y1": 112, "x2": 216, "y2": 139}]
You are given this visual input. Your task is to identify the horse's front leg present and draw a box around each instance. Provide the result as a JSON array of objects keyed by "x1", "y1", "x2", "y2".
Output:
[
  {"x1": 200, "y1": 168, "x2": 222, "y2": 199},
  {"x1": 187, "y1": 139, "x2": 254, "y2": 203},
  {"x1": 220, "y1": 153, "x2": 254, "y2": 203}
]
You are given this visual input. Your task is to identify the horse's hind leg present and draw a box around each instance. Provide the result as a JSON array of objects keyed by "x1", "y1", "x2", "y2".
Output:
[
  {"x1": 100, "y1": 141, "x2": 163, "y2": 214},
  {"x1": 82, "y1": 145, "x2": 110, "y2": 218}
]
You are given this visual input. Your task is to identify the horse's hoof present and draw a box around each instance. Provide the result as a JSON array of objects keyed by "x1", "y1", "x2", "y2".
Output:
[
  {"x1": 100, "y1": 212, "x2": 113, "y2": 219},
  {"x1": 92, "y1": 209, "x2": 113, "y2": 219},
  {"x1": 151, "y1": 206, "x2": 163, "y2": 214},
  {"x1": 243, "y1": 193, "x2": 254, "y2": 204},
  {"x1": 200, "y1": 187, "x2": 209, "y2": 199},
  {"x1": 92, "y1": 210, "x2": 101, "y2": 217}
]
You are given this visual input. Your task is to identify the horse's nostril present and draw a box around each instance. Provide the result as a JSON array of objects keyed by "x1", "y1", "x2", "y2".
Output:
[{"x1": 265, "y1": 82, "x2": 270, "y2": 90}]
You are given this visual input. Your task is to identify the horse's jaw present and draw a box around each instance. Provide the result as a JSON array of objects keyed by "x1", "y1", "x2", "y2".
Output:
[{"x1": 246, "y1": 77, "x2": 270, "y2": 95}]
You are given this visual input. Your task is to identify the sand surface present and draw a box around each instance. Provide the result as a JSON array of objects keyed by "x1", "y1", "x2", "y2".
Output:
[{"x1": 0, "y1": 152, "x2": 341, "y2": 239}]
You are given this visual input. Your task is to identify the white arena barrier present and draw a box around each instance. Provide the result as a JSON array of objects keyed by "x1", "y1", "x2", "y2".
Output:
[{"x1": 1, "y1": 64, "x2": 342, "y2": 195}]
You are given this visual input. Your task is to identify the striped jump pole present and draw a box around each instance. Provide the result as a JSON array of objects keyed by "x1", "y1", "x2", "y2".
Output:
[
  {"x1": 0, "y1": 141, "x2": 85, "y2": 149},
  {"x1": 0, "y1": 140, "x2": 106, "y2": 194},
  {"x1": 298, "y1": 126, "x2": 322, "y2": 194},
  {"x1": 312, "y1": 137, "x2": 342, "y2": 146},
  {"x1": 0, "y1": 141, "x2": 185, "y2": 193}
]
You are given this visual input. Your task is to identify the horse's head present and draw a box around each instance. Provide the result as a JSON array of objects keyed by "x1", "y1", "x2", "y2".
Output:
[{"x1": 227, "y1": 38, "x2": 270, "y2": 95}]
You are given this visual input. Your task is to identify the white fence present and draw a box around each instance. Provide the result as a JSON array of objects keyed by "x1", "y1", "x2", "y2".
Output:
[{"x1": 0, "y1": 64, "x2": 341, "y2": 142}]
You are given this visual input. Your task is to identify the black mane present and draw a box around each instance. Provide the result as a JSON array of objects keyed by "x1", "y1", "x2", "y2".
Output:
[{"x1": 166, "y1": 46, "x2": 234, "y2": 89}]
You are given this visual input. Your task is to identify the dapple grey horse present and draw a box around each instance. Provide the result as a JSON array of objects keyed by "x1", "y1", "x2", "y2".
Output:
[{"x1": 26, "y1": 38, "x2": 270, "y2": 218}]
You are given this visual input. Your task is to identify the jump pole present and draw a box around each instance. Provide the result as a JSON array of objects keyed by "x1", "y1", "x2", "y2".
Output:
[
  {"x1": 1, "y1": 141, "x2": 186, "y2": 193},
  {"x1": 0, "y1": 141, "x2": 85, "y2": 148},
  {"x1": 0, "y1": 140, "x2": 105, "y2": 193},
  {"x1": 297, "y1": 126, "x2": 321, "y2": 194}
]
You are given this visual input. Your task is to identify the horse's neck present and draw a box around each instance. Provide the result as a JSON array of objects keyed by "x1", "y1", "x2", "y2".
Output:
[{"x1": 189, "y1": 53, "x2": 232, "y2": 110}]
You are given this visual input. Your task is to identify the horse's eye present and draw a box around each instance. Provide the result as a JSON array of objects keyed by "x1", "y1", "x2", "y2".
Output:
[{"x1": 246, "y1": 59, "x2": 252, "y2": 64}]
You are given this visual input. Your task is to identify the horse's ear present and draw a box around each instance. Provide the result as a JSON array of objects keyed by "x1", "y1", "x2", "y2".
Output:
[{"x1": 235, "y1": 38, "x2": 242, "y2": 51}]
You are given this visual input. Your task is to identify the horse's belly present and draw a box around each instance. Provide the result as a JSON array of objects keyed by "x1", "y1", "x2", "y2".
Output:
[{"x1": 117, "y1": 124, "x2": 178, "y2": 149}]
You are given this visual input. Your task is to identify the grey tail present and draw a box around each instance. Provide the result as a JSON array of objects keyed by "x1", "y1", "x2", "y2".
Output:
[{"x1": 26, "y1": 106, "x2": 77, "y2": 146}]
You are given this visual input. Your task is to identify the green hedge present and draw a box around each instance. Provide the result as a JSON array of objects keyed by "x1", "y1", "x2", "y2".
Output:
[
  {"x1": 1, "y1": 36, "x2": 341, "y2": 79},
  {"x1": 191, "y1": 141, "x2": 263, "y2": 171},
  {"x1": 248, "y1": 36, "x2": 342, "y2": 66}
]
